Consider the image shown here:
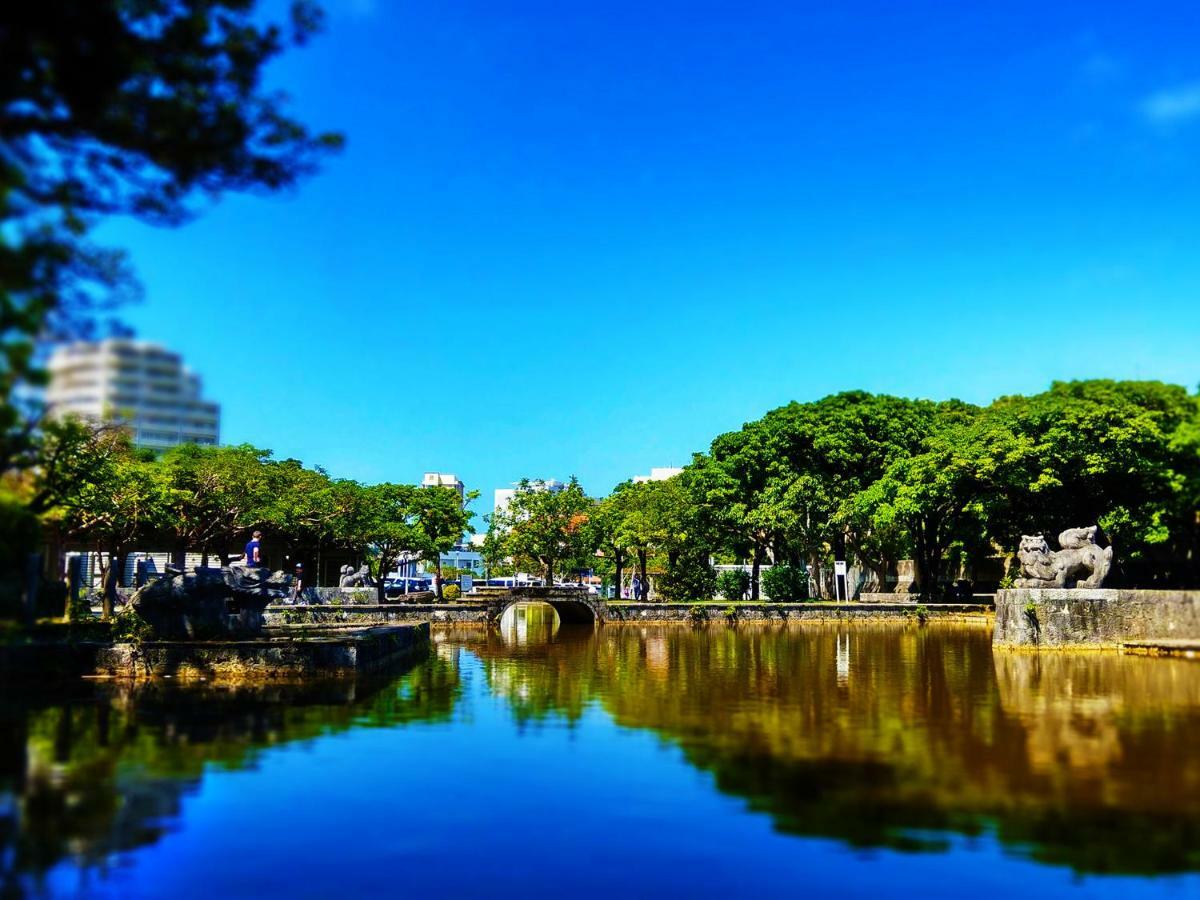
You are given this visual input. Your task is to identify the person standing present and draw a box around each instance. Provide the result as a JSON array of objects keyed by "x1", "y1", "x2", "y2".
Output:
[
  {"x1": 630, "y1": 574, "x2": 641, "y2": 601},
  {"x1": 290, "y1": 562, "x2": 308, "y2": 604},
  {"x1": 245, "y1": 531, "x2": 264, "y2": 568}
]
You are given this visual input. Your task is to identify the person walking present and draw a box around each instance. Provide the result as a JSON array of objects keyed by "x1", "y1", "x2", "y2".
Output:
[
  {"x1": 290, "y1": 562, "x2": 308, "y2": 604},
  {"x1": 244, "y1": 531, "x2": 265, "y2": 568}
]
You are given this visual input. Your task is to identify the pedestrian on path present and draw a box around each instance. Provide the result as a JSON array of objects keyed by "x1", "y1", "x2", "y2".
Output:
[{"x1": 245, "y1": 531, "x2": 265, "y2": 568}]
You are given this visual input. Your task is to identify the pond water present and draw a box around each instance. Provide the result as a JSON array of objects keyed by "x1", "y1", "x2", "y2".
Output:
[{"x1": 3, "y1": 607, "x2": 1200, "y2": 898}]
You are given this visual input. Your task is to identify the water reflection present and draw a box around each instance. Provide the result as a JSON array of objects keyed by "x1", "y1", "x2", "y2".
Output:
[
  {"x1": 465, "y1": 622, "x2": 1200, "y2": 874},
  {"x1": 498, "y1": 602, "x2": 560, "y2": 646},
  {"x1": 0, "y1": 656, "x2": 461, "y2": 896},
  {"x1": 2, "y1": 622, "x2": 1199, "y2": 894}
]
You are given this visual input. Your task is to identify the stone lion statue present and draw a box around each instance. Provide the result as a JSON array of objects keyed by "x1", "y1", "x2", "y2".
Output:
[
  {"x1": 1015, "y1": 526, "x2": 1113, "y2": 589},
  {"x1": 338, "y1": 564, "x2": 375, "y2": 589}
]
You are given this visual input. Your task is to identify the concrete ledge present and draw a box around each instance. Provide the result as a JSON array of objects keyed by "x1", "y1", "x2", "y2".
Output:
[
  {"x1": 1121, "y1": 639, "x2": 1200, "y2": 659},
  {"x1": 264, "y1": 603, "x2": 488, "y2": 626},
  {"x1": 993, "y1": 588, "x2": 1200, "y2": 649},
  {"x1": 92, "y1": 623, "x2": 429, "y2": 681},
  {"x1": 604, "y1": 602, "x2": 992, "y2": 624}
]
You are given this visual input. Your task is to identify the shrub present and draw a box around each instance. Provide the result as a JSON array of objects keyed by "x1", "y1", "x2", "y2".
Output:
[
  {"x1": 716, "y1": 569, "x2": 750, "y2": 601},
  {"x1": 442, "y1": 583, "x2": 461, "y2": 601},
  {"x1": 658, "y1": 552, "x2": 718, "y2": 602},
  {"x1": 111, "y1": 610, "x2": 154, "y2": 644},
  {"x1": 761, "y1": 564, "x2": 809, "y2": 601}
]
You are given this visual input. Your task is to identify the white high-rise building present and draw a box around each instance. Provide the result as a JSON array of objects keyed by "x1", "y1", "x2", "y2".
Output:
[
  {"x1": 46, "y1": 339, "x2": 220, "y2": 451},
  {"x1": 633, "y1": 467, "x2": 683, "y2": 483},
  {"x1": 422, "y1": 472, "x2": 465, "y2": 504},
  {"x1": 493, "y1": 479, "x2": 565, "y2": 516}
]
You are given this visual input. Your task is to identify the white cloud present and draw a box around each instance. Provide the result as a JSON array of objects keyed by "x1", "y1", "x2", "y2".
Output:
[{"x1": 1141, "y1": 82, "x2": 1200, "y2": 125}]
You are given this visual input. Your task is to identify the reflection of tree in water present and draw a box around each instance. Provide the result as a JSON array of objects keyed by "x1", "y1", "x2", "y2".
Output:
[
  {"x1": 0, "y1": 653, "x2": 462, "y2": 897},
  {"x1": 465, "y1": 622, "x2": 1200, "y2": 875},
  {"x1": 472, "y1": 614, "x2": 603, "y2": 729}
]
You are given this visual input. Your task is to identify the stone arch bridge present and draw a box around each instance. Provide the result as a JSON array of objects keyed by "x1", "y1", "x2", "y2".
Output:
[{"x1": 486, "y1": 587, "x2": 608, "y2": 626}]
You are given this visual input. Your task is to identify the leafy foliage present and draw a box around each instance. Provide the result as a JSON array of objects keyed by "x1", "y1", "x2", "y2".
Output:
[
  {"x1": 490, "y1": 478, "x2": 593, "y2": 583},
  {"x1": 761, "y1": 564, "x2": 808, "y2": 601},
  {"x1": 716, "y1": 569, "x2": 750, "y2": 601},
  {"x1": 1, "y1": 0, "x2": 340, "y2": 471}
]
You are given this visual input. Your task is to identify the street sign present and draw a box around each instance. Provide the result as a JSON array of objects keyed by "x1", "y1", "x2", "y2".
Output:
[{"x1": 834, "y1": 559, "x2": 848, "y2": 601}]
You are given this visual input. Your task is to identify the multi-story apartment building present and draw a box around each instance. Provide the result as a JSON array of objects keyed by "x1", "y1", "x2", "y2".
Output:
[
  {"x1": 46, "y1": 339, "x2": 221, "y2": 451},
  {"x1": 422, "y1": 472, "x2": 466, "y2": 504}
]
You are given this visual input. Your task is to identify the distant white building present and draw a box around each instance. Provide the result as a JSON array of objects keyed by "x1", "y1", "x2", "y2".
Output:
[
  {"x1": 46, "y1": 339, "x2": 220, "y2": 451},
  {"x1": 422, "y1": 472, "x2": 465, "y2": 504},
  {"x1": 633, "y1": 467, "x2": 683, "y2": 483},
  {"x1": 493, "y1": 479, "x2": 565, "y2": 516}
]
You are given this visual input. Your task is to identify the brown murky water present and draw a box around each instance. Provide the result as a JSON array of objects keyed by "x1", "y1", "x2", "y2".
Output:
[{"x1": 3, "y1": 610, "x2": 1199, "y2": 896}]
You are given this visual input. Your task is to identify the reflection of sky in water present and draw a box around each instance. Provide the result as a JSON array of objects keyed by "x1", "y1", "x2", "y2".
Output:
[{"x1": 2, "y1": 624, "x2": 1197, "y2": 898}]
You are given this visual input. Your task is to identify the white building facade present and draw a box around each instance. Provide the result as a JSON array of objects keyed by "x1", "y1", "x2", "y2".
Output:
[
  {"x1": 632, "y1": 467, "x2": 684, "y2": 483},
  {"x1": 46, "y1": 339, "x2": 220, "y2": 451},
  {"x1": 493, "y1": 479, "x2": 566, "y2": 516}
]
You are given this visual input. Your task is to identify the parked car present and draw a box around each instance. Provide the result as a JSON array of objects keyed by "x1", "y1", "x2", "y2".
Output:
[{"x1": 384, "y1": 577, "x2": 431, "y2": 599}]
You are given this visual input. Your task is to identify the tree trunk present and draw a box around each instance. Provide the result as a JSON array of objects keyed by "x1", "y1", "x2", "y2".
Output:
[
  {"x1": 171, "y1": 540, "x2": 186, "y2": 572},
  {"x1": 613, "y1": 549, "x2": 623, "y2": 602},
  {"x1": 808, "y1": 553, "x2": 823, "y2": 599},
  {"x1": 637, "y1": 548, "x2": 648, "y2": 586},
  {"x1": 376, "y1": 562, "x2": 388, "y2": 605},
  {"x1": 101, "y1": 550, "x2": 124, "y2": 620},
  {"x1": 750, "y1": 545, "x2": 765, "y2": 601},
  {"x1": 912, "y1": 518, "x2": 945, "y2": 599},
  {"x1": 435, "y1": 556, "x2": 444, "y2": 600}
]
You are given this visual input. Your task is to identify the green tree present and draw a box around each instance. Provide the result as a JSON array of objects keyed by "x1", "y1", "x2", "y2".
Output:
[
  {"x1": 158, "y1": 443, "x2": 277, "y2": 566},
  {"x1": 688, "y1": 426, "x2": 774, "y2": 598},
  {"x1": 40, "y1": 428, "x2": 170, "y2": 617},
  {"x1": 410, "y1": 486, "x2": 477, "y2": 600},
  {"x1": 492, "y1": 478, "x2": 593, "y2": 585},
  {"x1": 338, "y1": 482, "x2": 418, "y2": 605},
  {"x1": 989, "y1": 380, "x2": 1200, "y2": 584},
  {"x1": 852, "y1": 405, "x2": 1028, "y2": 596},
  {"x1": 259, "y1": 460, "x2": 344, "y2": 564},
  {"x1": 1, "y1": 0, "x2": 340, "y2": 472},
  {"x1": 588, "y1": 482, "x2": 641, "y2": 598}
]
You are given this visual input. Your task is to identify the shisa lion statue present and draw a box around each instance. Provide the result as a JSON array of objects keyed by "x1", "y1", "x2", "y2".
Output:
[
  {"x1": 338, "y1": 564, "x2": 375, "y2": 589},
  {"x1": 1015, "y1": 526, "x2": 1113, "y2": 589}
]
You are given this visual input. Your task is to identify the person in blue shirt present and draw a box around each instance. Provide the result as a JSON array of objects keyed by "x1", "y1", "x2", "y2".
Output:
[{"x1": 244, "y1": 531, "x2": 264, "y2": 567}]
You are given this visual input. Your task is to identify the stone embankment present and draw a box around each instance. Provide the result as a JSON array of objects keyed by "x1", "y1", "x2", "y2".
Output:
[
  {"x1": 994, "y1": 588, "x2": 1200, "y2": 650},
  {"x1": 264, "y1": 599, "x2": 993, "y2": 627},
  {"x1": 94, "y1": 623, "x2": 429, "y2": 681}
]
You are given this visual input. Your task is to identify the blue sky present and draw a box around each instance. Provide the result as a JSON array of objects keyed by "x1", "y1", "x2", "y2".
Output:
[{"x1": 98, "y1": 0, "x2": 1200, "y2": 514}]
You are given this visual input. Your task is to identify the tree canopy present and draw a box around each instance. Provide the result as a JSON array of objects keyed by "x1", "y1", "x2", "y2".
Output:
[{"x1": 1, "y1": 0, "x2": 340, "y2": 471}]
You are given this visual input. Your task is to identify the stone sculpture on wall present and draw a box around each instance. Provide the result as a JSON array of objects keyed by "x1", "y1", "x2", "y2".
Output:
[
  {"x1": 338, "y1": 564, "x2": 375, "y2": 589},
  {"x1": 1015, "y1": 526, "x2": 1113, "y2": 589}
]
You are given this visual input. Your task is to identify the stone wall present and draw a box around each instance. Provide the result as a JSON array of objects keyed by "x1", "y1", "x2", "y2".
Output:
[
  {"x1": 264, "y1": 600, "x2": 993, "y2": 628},
  {"x1": 993, "y1": 588, "x2": 1200, "y2": 648},
  {"x1": 303, "y1": 588, "x2": 436, "y2": 606},
  {"x1": 264, "y1": 602, "x2": 489, "y2": 627},
  {"x1": 93, "y1": 623, "x2": 430, "y2": 681},
  {"x1": 604, "y1": 602, "x2": 992, "y2": 624}
]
